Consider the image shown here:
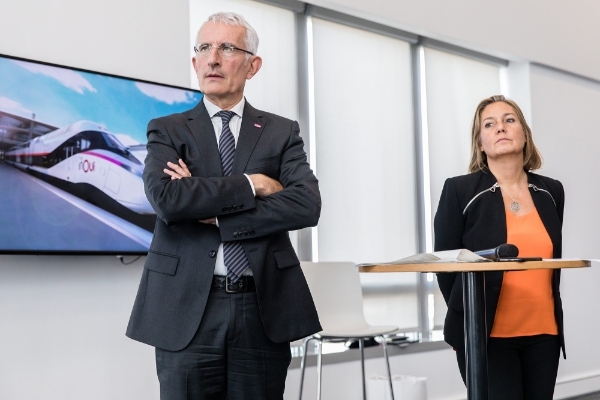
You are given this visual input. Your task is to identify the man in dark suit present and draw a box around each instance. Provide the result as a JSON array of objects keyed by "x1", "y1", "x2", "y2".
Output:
[{"x1": 126, "y1": 11, "x2": 322, "y2": 400}]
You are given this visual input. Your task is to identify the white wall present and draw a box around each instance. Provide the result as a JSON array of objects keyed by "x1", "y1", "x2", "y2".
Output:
[
  {"x1": 0, "y1": 0, "x2": 187, "y2": 399},
  {"x1": 1, "y1": 0, "x2": 600, "y2": 399},
  {"x1": 0, "y1": 256, "x2": 157, "y2": 400},
  {"x1": 528, "y1": 65, "x2": 600, "y2": 398},
  {"x1": 0, "y1": 0, "x2": 191, "y2": 87}
]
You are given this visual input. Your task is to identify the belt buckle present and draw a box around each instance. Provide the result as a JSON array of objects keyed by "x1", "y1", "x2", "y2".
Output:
[{"x1": 225, "y1": 276, "x2": 245, "y2": 293}]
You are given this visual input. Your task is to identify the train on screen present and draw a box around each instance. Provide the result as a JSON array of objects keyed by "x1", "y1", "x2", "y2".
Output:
[{"x1": 4, "y1": 121, "x2": 153, "y2": 214}]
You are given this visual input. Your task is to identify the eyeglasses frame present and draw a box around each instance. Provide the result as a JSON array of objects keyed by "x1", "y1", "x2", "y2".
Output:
[{"x1": 193, "y1": 43, "x2": 254, "y2": 57}]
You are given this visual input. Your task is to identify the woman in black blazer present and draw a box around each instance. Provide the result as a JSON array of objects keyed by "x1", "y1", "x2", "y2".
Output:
[{"x1": 434, "y1": 95, "x2": 565, "y2": 399}]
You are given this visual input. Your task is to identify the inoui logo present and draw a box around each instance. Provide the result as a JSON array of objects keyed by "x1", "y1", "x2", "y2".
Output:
[{"x1": 79, "y1": 159, "x2": 95, "y2": 173}]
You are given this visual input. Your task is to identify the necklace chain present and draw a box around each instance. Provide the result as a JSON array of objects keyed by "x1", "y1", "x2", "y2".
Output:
[{"x1": 499, "y1": 175, "x2": 526, "y2": 212}]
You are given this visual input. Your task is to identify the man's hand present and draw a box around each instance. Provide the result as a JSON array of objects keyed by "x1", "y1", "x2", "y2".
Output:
[
  {"x1": 249, "y1": 174, "x2": 283, "y2": 197},
  {"x1": 200, "y1": 217, "x2": 217, "y2": 225},
  {"x1": 164, "y1": 159, "x2": 191, "y2": 180}
]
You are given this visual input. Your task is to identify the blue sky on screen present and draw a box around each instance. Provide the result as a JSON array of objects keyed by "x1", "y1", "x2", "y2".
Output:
[{"x1": 0, "y1": 56, "x2": 203, "y2": 145}]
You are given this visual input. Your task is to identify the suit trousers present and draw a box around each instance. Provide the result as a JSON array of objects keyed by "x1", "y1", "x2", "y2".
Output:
[
  {"x1": 455, "y1": 334, "x2": 560, "y2": 400},
  {"x1": 155, "y1": 288, "x2": 292, "y2": 400}
]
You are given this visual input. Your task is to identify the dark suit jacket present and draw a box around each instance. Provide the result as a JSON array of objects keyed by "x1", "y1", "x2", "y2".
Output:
[
  {"x1": 434, "y1": 169, "x2": 566, "y2": 357},
  {"x1": 126, "y1": 100, "x2": 322, "y2": 351}
]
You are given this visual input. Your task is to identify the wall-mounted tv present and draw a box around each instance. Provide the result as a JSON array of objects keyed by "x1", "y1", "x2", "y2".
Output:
[{"x1": 0, "y1": 53, "x2": 203, "y2": 255}]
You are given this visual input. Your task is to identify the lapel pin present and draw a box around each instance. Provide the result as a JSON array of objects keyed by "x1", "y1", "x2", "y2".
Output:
[{"x1": 254, "y1": 123, "x2": 262, "y2": 128}]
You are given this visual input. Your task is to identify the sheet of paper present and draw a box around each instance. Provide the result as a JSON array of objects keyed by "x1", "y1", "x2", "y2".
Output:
[{"x1": 357, "y1": 249, "x2": 489, "y2": 267}]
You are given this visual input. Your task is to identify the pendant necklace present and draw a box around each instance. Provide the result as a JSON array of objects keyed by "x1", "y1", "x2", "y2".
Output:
[{"x1": 500, "y1": 175, "x2": 526, "y2": 212}]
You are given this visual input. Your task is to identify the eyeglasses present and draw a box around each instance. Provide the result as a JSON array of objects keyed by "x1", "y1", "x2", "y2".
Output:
[{"x1": 193, "y1": 43, "x2": 254, "y2": 57}]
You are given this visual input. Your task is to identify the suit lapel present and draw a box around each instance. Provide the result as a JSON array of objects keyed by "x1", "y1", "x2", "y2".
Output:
[
  {"x1": 232, "y1": 102, "x2": 265, "y2": 175},
  {"x1": 528, "y1": 173, "x2": 561, "y2": 257},
  {"x1": 186, "y1": 100, "x2": 223, "y2": 176}
]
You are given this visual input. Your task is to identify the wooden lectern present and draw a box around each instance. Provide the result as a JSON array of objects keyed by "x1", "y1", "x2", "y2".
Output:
[{"x1": 358, "y1": 259, "x2": 590, "y2": 400}]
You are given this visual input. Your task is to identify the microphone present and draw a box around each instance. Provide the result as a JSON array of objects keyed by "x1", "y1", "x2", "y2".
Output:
[{"x1": 475, "y1": 244, "x2": 519, "y2": 260}]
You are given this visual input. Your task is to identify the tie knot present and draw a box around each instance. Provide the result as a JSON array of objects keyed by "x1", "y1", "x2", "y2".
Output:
[{"x1": 217, "y1": 110, "x2": 236, "y2": 123}]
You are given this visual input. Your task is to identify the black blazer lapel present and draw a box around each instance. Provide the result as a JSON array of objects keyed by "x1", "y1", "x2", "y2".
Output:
[
  {"x1": 233, "y1": 102, "x2": 265, "y2": 175},
  {"x1": 186, "y1": 101, "x2": 223, "y2": 177},
  {"x1": 527, "y1": 173, "x2": 562, "y2": 258}
]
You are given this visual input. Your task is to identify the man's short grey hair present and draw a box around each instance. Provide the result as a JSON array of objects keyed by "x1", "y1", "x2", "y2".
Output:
[{"x1": 197, "y1": 12, "x2": 259, "y2": 56}]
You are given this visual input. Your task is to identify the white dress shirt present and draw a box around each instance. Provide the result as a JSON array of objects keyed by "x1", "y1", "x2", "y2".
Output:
[{"x1": 203, "y1": 96, "x2": 254, "y2": 276}]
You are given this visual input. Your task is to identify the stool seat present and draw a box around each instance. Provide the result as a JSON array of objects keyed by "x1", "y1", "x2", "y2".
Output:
[{"x1": 318, "y1": 325, "x2": 398, "y2": 338}]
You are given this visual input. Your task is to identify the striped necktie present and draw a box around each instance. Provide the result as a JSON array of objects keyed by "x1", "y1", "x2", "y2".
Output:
[{"x1": 217, "y1": 110, "x2": 250, "y2": 282}]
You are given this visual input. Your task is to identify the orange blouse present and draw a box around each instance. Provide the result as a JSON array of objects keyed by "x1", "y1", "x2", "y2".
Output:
[{"x1": 490, "y1": 208, "x2": 558, "y2": 337}]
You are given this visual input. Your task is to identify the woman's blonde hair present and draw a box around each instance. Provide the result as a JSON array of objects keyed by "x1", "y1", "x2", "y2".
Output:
[{"x1": 468, "y1": 95, "x2": 542, "y2": 173}]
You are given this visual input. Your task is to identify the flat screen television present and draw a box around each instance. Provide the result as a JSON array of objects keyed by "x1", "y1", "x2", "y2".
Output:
[{"x1": 0, "y1": 53, "x2": 203, "y2": 255}]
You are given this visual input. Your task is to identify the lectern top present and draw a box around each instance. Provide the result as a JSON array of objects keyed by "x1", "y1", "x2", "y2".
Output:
[{"x1": 357, "y1": 259, "x2": 590, "y2": 273}]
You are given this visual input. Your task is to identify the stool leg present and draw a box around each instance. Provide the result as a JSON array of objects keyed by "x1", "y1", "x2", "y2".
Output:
[
  {"x1": 382, "y1": 336, "x2": 395, "y2": 400},
  {"x1": 298, "y1": 337, "x2": 313, "y2": 400},
  {"x1": 317, "y1": 339, "x2": 323, "y2": 400},
  {"x1": 360, "y1": 338, "x2": 366, "y2": 400}
]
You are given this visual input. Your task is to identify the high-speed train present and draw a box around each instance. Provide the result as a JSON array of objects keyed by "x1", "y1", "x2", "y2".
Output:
[{"x1": 4, "y1": 120, "x2": 154, "y2": 214}]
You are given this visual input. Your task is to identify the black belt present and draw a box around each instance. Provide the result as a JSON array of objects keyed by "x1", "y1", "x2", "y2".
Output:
[{"x1": 211, "y1": 275, "x2": 256, "y2": 293}]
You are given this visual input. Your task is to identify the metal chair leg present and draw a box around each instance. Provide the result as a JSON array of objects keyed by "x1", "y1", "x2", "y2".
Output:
[
  {"x1": 360, "y1": 338, "x2": 367, "y2": 400},
  {"x1": 381, "y1": 336, "x2": 395, "y2": 400},
  {"x1": 298, "y1": 337, "x2": 314, "y2": 400},
  {"x1": 316, "y1": 339, "x2": 323, "y2": 400}
]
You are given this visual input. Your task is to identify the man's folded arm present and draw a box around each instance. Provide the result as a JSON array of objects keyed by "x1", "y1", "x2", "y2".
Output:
[
  {"x1": 218, "y1": 183, "x2": 320, "y2": 241},
  {"x1": 143, "y1": 119, "x2": 256, "y2": 224},
  {"x1": 217, "y1": 121, "x2": 321, "y2": 241}
]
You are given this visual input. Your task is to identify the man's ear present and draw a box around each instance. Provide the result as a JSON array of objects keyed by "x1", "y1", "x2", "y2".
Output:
[{"x1": 246, "y1": 56, "x2": 262, "y2": 80}]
